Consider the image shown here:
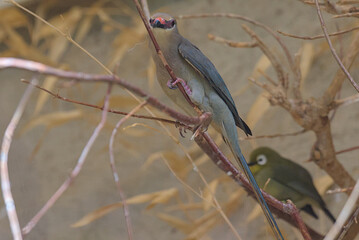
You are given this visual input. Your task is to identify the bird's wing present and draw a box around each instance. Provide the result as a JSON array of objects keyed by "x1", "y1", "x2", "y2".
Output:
[
  {"x1": 178, "y1": 39, "x2": 252, "y2": 136},
  {"x1": 271, "y1": 164, "x2": 325, "y2": 206}
]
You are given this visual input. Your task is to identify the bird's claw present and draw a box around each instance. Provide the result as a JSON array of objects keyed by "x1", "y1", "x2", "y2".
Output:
[
  {"x1": 175, "y1": 121, "x2": 189, "y2": 138},
  {"x1": 191, "y1": 112, "x2": 212, "y2": 140},
  {"x1": 167, "y1": 78, "x2": 192, "y2": 96}
]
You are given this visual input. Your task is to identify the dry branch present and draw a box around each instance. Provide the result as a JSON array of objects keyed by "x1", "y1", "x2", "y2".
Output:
[{"x1": 1, "y1": 78, "x2": 37, "y2": 240}]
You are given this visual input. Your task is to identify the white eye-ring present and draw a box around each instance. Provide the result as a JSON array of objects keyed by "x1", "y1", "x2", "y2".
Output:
[{"x1": 256, "y1": 154, "x2": 267, "y2": 165}]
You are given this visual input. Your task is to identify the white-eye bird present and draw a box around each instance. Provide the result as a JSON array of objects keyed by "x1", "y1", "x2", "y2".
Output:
[
  {"x1": 149, "y1": 13, "x2": 283, "y2": 238},
  {"x1": 249, "y1": 147, "x2": 336, "y2": 223}
]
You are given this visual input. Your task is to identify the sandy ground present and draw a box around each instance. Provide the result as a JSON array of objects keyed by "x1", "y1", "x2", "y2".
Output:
[{"x1": 0, "y1": 0, "x2": 359, "y2": 239}]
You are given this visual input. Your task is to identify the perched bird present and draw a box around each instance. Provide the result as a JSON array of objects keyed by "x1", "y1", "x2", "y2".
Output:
[
  {"x1": 249, "y1": 147, "x2": 336, "y2": 223},
  {"x1": 149, "y1": 13, "x2": 283, "y2": 238}
]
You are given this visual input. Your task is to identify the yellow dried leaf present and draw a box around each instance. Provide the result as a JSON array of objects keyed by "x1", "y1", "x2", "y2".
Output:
[
  {"x1": 314, "y1": 175, "x2": 334, "y2": 195},
  {"x1": 72, "y1": 188, "x2": 179, "y2": 227},
  {"x1": 121, "y1": 123, "x2": 161, "y2": 137},
  {"x1": 74, "y1": 14, "x2": 94, "y2": 43},
  {"x1": 157, "y1": 213, "x2": 191, "y2": 232},
  {"x1": 107, "y1": 19, "x2": 147, "y2": 69},
  {"x1": 246, "y1": 92, "x2": 270, "y2": 128},
  {"x1": 71, "y1": 202, "x2": 123, "y2": 227},
  {"x1": 34, "y1": 76, "x2": 58, "y2": 115},
  {"x1": 202, "y1": 179, "x2": 219, "y2": 211},
  {"x1": 299, "y1": 43, "x2": 314, "y2": 82},
  {"x1": 147, "y1": 188, "x2": 178, "y2": 209},
  {"x1": 186, "y1": 217, "x2": 218, "y2": 240},
  {"x1": 250, "y1": 54, "x2": 271, "y2": 80},
  {"x1": 21, "y1": 109, "x2": 83, "y2": 134},
  {"x1": 36, "y1": 7, "x2": 82, "y2": 40},
  {"x1": 48, "y1": 36, "x2": 69, "y2": 61},
  {"x1": 0, "y1": 8, "x2": 29, "y2": 28},
  {"x1": 3, "y1": 24, "x2": 53, "y2": 64}
]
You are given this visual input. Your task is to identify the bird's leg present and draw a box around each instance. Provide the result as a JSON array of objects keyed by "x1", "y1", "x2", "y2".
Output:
[
  {"x1": 191, "y1": 112, "x2": 212, "y2": 140},
  {"x1": 167, "y1": 78, "x2": 192, "y2": 96}
]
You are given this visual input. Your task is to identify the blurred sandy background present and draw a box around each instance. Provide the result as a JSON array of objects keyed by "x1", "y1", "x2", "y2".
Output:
[{"x1": 0, "y1": 0, "x2": 358, "y2": 239}]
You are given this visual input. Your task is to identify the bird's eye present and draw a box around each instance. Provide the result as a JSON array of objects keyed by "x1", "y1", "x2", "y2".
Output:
[
  {"x1": 149, "y1": 18, "x2": 154, "y2": 24},
  {"x1": 256, "y1": 154, "x2": 267, "y2": 165},
  {"x1": 169, "y1": 19, "x2": 175, "y2": 27}
]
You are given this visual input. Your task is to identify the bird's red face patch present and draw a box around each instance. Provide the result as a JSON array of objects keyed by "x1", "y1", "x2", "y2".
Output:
[{"x1": 150, "y1": 17, "x2": 176, "y2": 29}]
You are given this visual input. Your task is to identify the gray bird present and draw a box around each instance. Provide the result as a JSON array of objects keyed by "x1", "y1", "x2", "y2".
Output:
[{"x1": 149, "y1": 13, "x2": 283, "y2": 238}]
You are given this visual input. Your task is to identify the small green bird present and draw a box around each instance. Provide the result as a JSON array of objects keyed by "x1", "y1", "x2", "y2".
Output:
[{"x1": 249, "y1": 147, "x2": 336, "y2": 223}]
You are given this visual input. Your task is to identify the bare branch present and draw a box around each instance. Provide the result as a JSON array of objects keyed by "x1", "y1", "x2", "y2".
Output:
[
  {"x1": 208, "y1": 34, "x2": 258, "y2": 48},
  {"x1": 332, "y1": 93, "x2": 359, "y2": 108},
  {"x1": 278, "y1": 25, "x2": 359, "y2": 40},
  {"x1": 1, "y1": 78, "x2": 37, "y2": 240},
  {"x1": 324, "y1": 179, "x2": 359, "y2": 240},
  {"x1": 109, "y1": 101, "x2": 147, "y2": 240}
]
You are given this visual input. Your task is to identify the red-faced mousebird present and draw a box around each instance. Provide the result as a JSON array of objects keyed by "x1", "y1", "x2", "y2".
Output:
[{"x1": 149, "y1": 13, "x2": 283, "y2": 239}]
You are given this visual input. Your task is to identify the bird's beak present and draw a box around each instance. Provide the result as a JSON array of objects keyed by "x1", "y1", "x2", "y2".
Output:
[{"x1": 247, "y1": 162, "x2": 257, "y2": 166}]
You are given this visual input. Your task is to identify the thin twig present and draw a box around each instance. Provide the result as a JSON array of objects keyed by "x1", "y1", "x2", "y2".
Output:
[
  {"x1": 337, "y1": 207, "x2": 359, "y2": 240},
  {"x1": 241, "y1": 24, "x2": 287, "y2": 90},
  {"x1": 22, "y1": 84, "x2": 112, "y2": 235},
  {"x1": 333, "y1": 12, "x2": 359, "y2": 18},
  {"x1": 315, "y1": 0, "x2": 359, "y2": 92},
  {"x1": 333, "y1": 93, "x2": 359, "y2": 108},
  {"x1": 109, "y1": 101, "x2": 147, "y2": 240},
  {"x1": 208, "y1": 34, "x2": 257, "y2": 48},
  {"x1": 327, "y1": 187, "x2": 354, "y2": 194},
  {"x1": 324, "y1": 178, "x2": 359, "y2": 240},
  {"x1": 278, "y1": 25, "x2": 359, "y2": 40},
  {"x1": 336, "y1": 145, "x2": 359, "y2": 155},
  {"x1": 1, "y1": 78, "x2": 37, "y2": 240},
  {"x1": 21, "y1": 79, "x2": 184, "y2": 127},
  {"x1": 240, "y1": 129, "x2": 307, "y2": 140}
]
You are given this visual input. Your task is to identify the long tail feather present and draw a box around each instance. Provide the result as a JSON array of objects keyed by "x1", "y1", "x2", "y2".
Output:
[
  {"x1": 221, "y1": 121, "x2": 283, "y2": 239},
  {"x1": 235, "y1": 147, "x2": 284, "y2": 240},
  {"x1": 322, "y1": 206, "x2": 336, "y2": 223}
]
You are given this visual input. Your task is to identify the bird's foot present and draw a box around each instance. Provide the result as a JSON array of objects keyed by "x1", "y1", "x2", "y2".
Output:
[
  {"x1": 167, "y1": 78, "x2": 192, "y2": 96},
  {"x1": 175, "y1": 121, "x2": 190, "y2": 138},
  {"x1": 191, "y1": 112, "x2": 212, "y2": 140}
]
